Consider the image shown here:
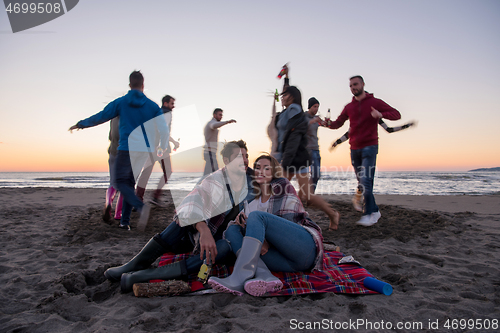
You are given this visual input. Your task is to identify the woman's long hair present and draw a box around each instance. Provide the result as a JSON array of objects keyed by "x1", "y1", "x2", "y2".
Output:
[{"x1": 283, "y1": 86, "x2": 303, "y2": 111}]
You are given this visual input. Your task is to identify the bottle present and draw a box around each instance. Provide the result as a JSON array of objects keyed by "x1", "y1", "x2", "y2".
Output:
[
  {"x1": 325, "y1": 108, "x2": 331, "y2": 127},
  {"x1": 156, "y1": 146, "x2": 164, "y2": 158},
  {"x1": 275, "y1": 89, "x2": 279, "y2": 102},
  {"x1": 197, "y1": 258, "x2": 213, "y2": 284}
]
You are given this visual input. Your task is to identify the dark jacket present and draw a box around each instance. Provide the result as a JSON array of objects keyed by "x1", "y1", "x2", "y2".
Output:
[{"x1": 281, "y1": 111, "x2": 310, "y2": 172}]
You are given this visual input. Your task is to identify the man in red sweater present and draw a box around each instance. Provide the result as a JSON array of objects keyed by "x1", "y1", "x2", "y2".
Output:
[{"x1": 324, "y1": 76, "x2": 401, "y2": 226}]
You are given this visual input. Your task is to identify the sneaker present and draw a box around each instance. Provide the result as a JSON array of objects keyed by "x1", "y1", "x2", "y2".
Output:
[
  {"x1": 370, "y1": 211, "x2": 381, "y2": 225},
  {"x1": 118, "y1": 224, "x2": 131, "y2": 231},
  {"x1": 356, "y1": 215, "x2": 375, "y2": 227}
]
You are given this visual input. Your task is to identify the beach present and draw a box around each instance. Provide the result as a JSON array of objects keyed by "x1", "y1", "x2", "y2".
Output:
[{"x1": 1, "y1": 188, "x2": 499, "y2": 332}]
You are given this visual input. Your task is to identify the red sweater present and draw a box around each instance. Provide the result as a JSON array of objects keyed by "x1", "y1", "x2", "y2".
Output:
[{"x1": 328, "y1": 93, "x2": 401, "y2": 150}]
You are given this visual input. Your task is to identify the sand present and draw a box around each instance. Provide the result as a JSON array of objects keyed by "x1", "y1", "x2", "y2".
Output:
[{"x1": 0, "y1": 188, "x2": 499, "y2": 332}]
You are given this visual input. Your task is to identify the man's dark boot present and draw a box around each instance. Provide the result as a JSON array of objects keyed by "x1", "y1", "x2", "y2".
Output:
[
  {"x1": 104, "y1": 234, "x2": 169, "y2": 281},
  {"x1": 120, "y1": 260, "x2": 187, "y2": 293}
]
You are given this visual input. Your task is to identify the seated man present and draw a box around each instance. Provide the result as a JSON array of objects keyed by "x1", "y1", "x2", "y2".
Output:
[{"x1": 104, "y1": 140, "x2": 255, "y2": 292}]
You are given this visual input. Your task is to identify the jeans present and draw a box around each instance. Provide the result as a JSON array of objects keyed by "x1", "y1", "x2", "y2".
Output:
[
  {"x1": 108, "y1": 153, "x2": 118, "y2": 188},
  {"x1": 350, "y1": 145, "x2": 379, "y2": 215},
  {"x1": 203, "y1": 150, "x2": 219, "y2": 176},
  {"x1": 224, "y1": 211, "x2": 317, "y2": 272},
  {"x1": 114, "y1": 150, "x2": 145, "y2": 226},
  {"x1": 309, "y1": 149, "x2": 321, "y2": 192},
  {"x1": 159, "y1": 220, "x2": 232, "y2": 274}
]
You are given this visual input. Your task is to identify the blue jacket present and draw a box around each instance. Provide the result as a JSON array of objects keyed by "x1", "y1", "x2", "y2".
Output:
[{"x1": 77, "y1": 90, "x2": 169, "y2": 152}]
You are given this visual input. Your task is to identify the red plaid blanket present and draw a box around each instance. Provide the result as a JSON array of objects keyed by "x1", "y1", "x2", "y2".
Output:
[{"x1": 157, "y1": 251, "x2": 378, "y2": 296}]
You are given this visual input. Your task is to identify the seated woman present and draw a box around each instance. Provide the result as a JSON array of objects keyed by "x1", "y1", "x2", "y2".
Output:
[{"x1": 208, "y1": 154, "x2": 324, "y2": 296}]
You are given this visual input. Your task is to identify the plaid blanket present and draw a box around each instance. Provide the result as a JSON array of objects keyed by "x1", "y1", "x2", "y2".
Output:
[{"x1": 157, "y1": 251, "x2": 378, "y2": 295}]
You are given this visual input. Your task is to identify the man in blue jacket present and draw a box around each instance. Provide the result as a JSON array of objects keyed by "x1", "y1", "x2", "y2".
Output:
[{"x1": 69, "y1": 71, "x2": 169, "y2": 230}]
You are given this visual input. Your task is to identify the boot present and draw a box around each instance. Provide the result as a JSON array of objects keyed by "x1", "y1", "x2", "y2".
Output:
[
  {"x1": 208, "y1": 237, "x2": 262, "y2": 296},
  {"x1": 103, "y1": 186, "x2": 117, "y2": 222},
  {"x1": 135, "y1": 186, "x2": 146, "y2": 202},
  {"x1": 104, "y1": 234, "x2": 169, "y2": 281},
  {"x1": 114, "y1": 193, "x2": 123, "y2": 220},
  {"x1": 244, "y1": 259, "x2": 283, "y2": 296},
  {"x1": 120, "y1": 260, "x2": 187, "y2": 293}
]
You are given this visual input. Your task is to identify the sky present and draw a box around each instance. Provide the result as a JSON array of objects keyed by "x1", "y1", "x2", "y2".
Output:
[{"x1": 0, "y1": 0, "x2": 499, "y2": 173}]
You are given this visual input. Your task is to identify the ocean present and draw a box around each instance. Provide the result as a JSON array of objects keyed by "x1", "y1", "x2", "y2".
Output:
[{"x1": 1, "y1": 171, "x2": 499, "y2": 196}]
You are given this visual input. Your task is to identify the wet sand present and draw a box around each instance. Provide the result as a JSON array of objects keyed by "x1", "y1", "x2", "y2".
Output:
[{"x1": 1, "y1": 188, "x2": 499, "y2": 332}]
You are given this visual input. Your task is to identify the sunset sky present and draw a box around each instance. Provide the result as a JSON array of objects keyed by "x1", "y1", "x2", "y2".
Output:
[{"x1": 1, "y1": 0, "x2": 499, "y2": 173}]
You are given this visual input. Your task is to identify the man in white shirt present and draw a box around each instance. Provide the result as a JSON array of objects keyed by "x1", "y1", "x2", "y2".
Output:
[{"x1": 203, "y1": 108, "x2": 236, "y2": 176}]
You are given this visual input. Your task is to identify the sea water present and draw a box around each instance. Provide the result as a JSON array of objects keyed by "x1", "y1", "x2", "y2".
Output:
[{"x1": 0, "y1": 171, "x2": 499, "y2": 196}]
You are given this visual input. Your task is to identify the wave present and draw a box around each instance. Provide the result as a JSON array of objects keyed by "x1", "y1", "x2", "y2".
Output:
[{"x1": 2, "y1": 171, "x2": 500, "y2": 195}]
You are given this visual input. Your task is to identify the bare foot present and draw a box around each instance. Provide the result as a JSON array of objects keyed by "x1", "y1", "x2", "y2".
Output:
[{"x1": 328, "y1": 210, "x2": 340, "y2": 230}]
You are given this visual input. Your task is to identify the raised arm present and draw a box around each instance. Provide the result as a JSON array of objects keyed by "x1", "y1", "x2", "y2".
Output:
[
  {"x1": 209, "y1": 119, "x2": 236, "y2": 130},
  {"x1": 267, "y1": 94, "x2": 278, "y2": 154},
  {"x1": 69, "y1": 99, "x2": 120, "y2": 132},
  {"x1": 282, "y1": 64, "x2": 289, "y2": 92}
]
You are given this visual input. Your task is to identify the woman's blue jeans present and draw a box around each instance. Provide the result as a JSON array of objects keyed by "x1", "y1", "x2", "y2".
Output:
[
  {"x1": 224, "y1": 211, "x2": 317, "y2": 272},
  {"x1": 350, "y1": 144, "x2": 379, "y2": 215}
]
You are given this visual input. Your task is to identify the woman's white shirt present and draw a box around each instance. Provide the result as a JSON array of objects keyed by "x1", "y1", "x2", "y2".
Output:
[{"x1": 246, "y1": 196, "x2": 270, "y2": 214}]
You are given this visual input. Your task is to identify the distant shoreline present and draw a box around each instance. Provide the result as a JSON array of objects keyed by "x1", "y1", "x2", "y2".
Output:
[{"x1": 468, "y1": 167, "x2": 500, "y2": 172}]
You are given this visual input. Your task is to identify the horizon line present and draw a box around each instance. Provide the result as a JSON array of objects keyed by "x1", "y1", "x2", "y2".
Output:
[{"x1": 1, "y1": 169, "x2": 498, "y2": 173}]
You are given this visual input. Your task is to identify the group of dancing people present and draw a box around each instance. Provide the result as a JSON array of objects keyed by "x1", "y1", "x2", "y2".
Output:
[{"x1": 69, "y1": 67, "x2": 414, "y2": 296}]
